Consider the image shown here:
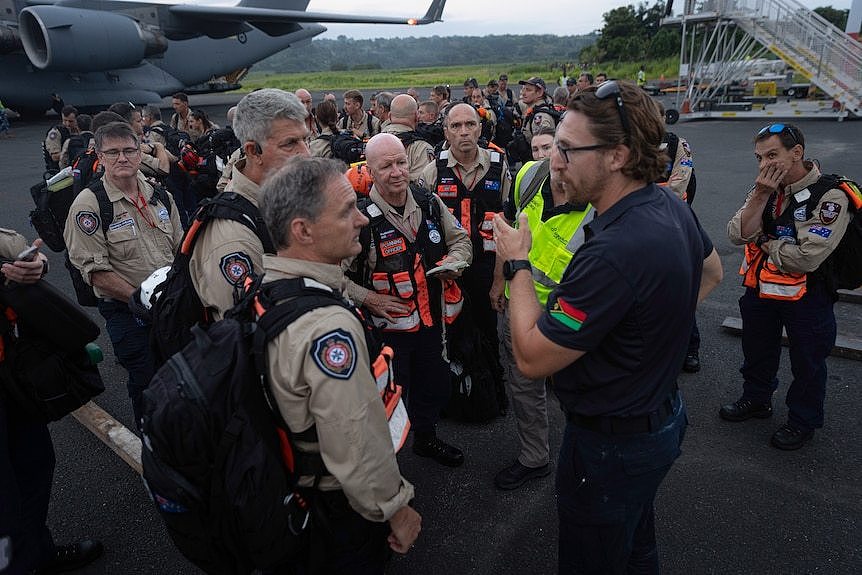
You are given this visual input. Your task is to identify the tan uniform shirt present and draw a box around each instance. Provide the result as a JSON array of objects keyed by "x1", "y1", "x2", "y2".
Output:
[
  {"x1": 418, "y1": 145, "x2": 512, "y2": 207},
  {"x1": 64, "y1": 172, "x2": 182, "y2": 294},
  {"x1": 216, "y1": 148, "x2": 243, "y2": 194},
  {"x1": 0, "y1": 228, "x2": 28, "y2": 259},
  {"x1": 263, "y1": 256, "x2": 414, "y2": 522},
  {"x1": 146, "y1": 121, "x2": 168, "y2": 146},
  {"x1": 382, "y1": 123, "x2": 435, "y2": 185},
  {"x1": 346, "y1": 186, "x2": 473, "y2": 305},
  {"x1": 727, "y1": 162, "x2": 851, "y2": 274},
  {"x1": 338, "y1": 113, "x2": 381, "y2": 140},
  {"x1": 521, "y1": 99, "x2": 556, "y2": 144},
  {"x1": 309, "y1": 127, "x2": 335, "y2": 159},
  {"x1": 189, "y1": 160, "x2": 266, "y2": 320},
  {"x1": 661, "y1": 134, "x2": 694, "y2": 200},
  {"x1": 44, "y1": 127, "x2": 64, "y2": 162}
]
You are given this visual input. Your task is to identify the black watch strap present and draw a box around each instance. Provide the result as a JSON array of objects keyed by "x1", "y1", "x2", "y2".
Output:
[{"x1": 504, "y1": 259, "x2": 531, "y2": 280}]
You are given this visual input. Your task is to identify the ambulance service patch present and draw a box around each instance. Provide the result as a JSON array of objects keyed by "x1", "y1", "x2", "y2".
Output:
[
  {"x1": 219, "y1": 252, "x2": 252, "y2": 285},
  {"x1": 311, "y1": 330, "x2": 357, "y2": 380},
  {"x1": 76, "y1": 211, "x2": 100, "y2": 236}
]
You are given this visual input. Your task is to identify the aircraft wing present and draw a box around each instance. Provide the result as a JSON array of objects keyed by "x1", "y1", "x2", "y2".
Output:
[{"x1": 169, "y1": 0, "x2": 446, "y2": 26}]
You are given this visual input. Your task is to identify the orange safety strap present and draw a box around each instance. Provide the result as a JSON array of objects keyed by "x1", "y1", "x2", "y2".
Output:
[
  {"x1": 460, "y1": 198, "x2": 472, "y2": 236},
  {"x1": 412, "y1": 253, "x2": 434, "y2": 327},
  {"x1": 180, "y1": 217, "x2": 205, "y2": 255},
  {"x1": 838, "y1": 181, "x2": 862, "y2": 210}
]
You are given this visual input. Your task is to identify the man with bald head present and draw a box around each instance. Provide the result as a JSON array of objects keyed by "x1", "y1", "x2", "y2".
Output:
[
  {"x1": 419, "y1": 103, "x2": 512, "y2": 388},
  {"x1": 295, "y1": 88, "x2": 319, "y2": 141},
  {"x1": 382, "y1": 94, "x2": 435, "y2": 185},
  {"x1": 348, "y1": 133, "x2": 472, "y2": 468}
]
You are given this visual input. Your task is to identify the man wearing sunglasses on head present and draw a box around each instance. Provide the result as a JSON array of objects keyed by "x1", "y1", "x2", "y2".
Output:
[
  {"x1": 494, "y1": 80, "x2": 714, "y2": 573},
  {"x1": 722, "y1": 123, "x2": 853, "y2": 450}
]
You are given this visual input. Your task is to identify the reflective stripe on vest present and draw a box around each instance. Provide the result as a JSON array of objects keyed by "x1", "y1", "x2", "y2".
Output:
[
  {"x1": 479, "y1": 211, "x2": 498, "y2": 252},
  {"x1": 506, "y1": 166, "x2": 595, "y2": 305},
  {"x1": 740, "y1": 242, "x2": 807, "y2": 301},
  {"x1": 442, "y1": 279, "x2": 463, "y2": 324},
  {"x1": 371, "y1": 345, "x2": 410, "y2": 452}
]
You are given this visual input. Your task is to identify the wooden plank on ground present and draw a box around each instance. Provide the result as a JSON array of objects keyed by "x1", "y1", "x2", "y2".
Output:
[
  {"x1": 72, "y1": 401, "x2": 142, "y2": 475},
  {"x1": 721, "y1": 317, "x2": 862, "y2": 361}
]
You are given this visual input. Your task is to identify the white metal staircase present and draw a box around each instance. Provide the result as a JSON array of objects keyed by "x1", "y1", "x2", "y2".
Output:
[{"x1": 702, "y1": 0, "x2": 862, "y2": 115}]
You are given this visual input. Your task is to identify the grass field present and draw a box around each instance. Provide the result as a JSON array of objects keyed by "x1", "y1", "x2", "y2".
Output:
[{"x1": 240, "y1": 58, "x2": 682, "y2": 92}]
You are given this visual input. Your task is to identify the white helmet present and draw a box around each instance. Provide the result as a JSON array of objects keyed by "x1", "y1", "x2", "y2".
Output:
[{"x1": 139, "y1": 266, "x2": 171, "y2": 310}]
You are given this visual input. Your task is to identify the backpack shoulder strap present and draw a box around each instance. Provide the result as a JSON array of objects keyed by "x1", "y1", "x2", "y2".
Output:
[
  {"x1": 367, "y1": 113, "x2": 373, "y2": 135},
  {"x1": 516, "y1": 160, "x2": 550, "y2": 212},
  {"x1": 808, "y1": 174, "x2": 862, "y2": 211},
  {"x1": 204, "y1": 192, "x2": 275, "y2": 254},
  {"x1": 86, "y1": 179, "x2": 114, "y2": 237},
  {"x1": 665, "y1": 131, "x2": 680, "y2": 159},
  {"x1": 151, "y1": 184, "x2": 173, "y2": 218},
  {"x1": 252, "y1": 278, "x2": 349, "y2": 371},
  {"x1": 410, "y1": 184, "x2": 440, "y2": 223}
]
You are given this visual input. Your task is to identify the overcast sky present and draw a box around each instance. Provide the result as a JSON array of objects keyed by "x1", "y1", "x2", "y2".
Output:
[{"x1": 302, "y1": 0, "x2": 854, "y2": 39}]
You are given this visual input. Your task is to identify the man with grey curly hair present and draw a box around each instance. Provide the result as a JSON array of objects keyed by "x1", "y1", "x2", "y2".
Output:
[{"x1": 188, "y1": 88, "x2": 310, "y2": 321}]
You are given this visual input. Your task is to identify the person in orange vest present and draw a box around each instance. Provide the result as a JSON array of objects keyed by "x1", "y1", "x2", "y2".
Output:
[
  {"x1": 722, "y1": 123, "x2": 853, "y2": 450},
  {"x1": 348, "y1": 133, "x2": 473, "y2": 467}
]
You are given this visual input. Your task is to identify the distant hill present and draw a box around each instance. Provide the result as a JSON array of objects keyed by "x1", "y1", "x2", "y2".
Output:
[{"x1": 256, "y1": 34, "x2": 598, "y2": 73}]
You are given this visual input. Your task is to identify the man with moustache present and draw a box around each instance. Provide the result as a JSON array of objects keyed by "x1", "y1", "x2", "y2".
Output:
[{"x1": 494, "y1": 81, "x2": 704, "y2": 572}]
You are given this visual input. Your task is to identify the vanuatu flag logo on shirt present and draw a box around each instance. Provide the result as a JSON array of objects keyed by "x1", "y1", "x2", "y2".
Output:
[{"x1": 550, "y1": 299, "x2": 587, "y2": 332}]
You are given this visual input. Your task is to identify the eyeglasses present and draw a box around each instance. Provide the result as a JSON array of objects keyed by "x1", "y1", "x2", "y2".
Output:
[
  {"x1": 594, "y1": 80, "x2": 631, "y2": 142},
  {"x1": 555, "y1": 141, "x2": 611, "y2": 164},
  {"x1": 99, "y1": 147, "x2": 141, "y2": 160},
  {"x1": 757, "y1": 123, "x2": 800, "y2": 146}
]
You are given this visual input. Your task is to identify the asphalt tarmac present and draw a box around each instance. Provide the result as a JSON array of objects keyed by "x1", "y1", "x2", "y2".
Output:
[{"x1": 1, "y1": 94, "x2": 860, "y2": 575}]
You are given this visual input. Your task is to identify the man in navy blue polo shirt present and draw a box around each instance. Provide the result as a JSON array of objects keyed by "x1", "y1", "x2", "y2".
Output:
[{"x1": 494, "y1": 81, "x2": 712, "y2": 573}]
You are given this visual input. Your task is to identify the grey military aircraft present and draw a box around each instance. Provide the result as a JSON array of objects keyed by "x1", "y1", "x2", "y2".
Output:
[{"x1": 0, "y1": 0, "x2": 446, "y2": 116}]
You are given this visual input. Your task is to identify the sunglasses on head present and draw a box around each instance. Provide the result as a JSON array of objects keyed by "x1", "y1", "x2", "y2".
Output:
[
  {"x1": 594, "y1": 80, "x2": 631, "y2": 142},
  {"x1": 758, "y1": 123, "x2": 800, "y2": 146}
]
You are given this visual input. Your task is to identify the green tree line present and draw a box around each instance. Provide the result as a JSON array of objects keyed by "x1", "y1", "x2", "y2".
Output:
[{"x1": 256, "y1": 34, "x2": 597, "y2": 73}]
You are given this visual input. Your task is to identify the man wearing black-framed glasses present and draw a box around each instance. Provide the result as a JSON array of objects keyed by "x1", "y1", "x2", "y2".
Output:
[
  {"x1": 722, "y1": 123, "x2": 853, "y2": 451},
  {"x1": 494, "y1": 80, "x2": 714, "y2": 573},
  {"x1": 64, "y1": 121, "x2": 182, "y2": 427}
]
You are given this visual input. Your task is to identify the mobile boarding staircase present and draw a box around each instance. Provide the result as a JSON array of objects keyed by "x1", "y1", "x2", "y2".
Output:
[{"x1": 662, "y1": 0, "x2": 862, "y2": 121}]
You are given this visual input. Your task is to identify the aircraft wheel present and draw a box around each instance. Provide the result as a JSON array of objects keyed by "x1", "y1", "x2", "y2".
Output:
[{"x1": 665, "y1": 108, "x2": 680, "y2": 125}]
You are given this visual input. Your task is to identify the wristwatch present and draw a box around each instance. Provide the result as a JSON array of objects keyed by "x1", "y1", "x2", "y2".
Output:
[{"x1": 503, "y1": 259, "x2": 531, "y2": 280}]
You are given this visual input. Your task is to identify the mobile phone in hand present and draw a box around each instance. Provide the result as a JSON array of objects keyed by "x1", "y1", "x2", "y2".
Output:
[{"x1": 16, "y1": 245, "x2": 39, "y2": 261}]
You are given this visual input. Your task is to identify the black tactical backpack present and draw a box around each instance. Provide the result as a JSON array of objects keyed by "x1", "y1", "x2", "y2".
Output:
[
  {"x1": 141, "y1": 277, "x2": 350, "y2": 575},
  {"x1": 328, "y1": 131, "x2": 366, "y2": 164},
  {"x1": 148, "y1": 192, "x2": 274, "y2": 367}
]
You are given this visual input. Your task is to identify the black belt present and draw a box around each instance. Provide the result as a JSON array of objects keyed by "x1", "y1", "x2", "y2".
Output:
[{"x1": 566, "y1": 389, "x2": 678, "y2": 435}]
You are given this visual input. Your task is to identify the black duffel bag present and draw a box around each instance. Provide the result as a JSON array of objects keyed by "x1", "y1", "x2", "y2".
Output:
[
  {"x1": 0, "y1": 271, "x2": 104, "y2": 421},
  {"x1": 0, "y1": 337, "x2": 104, "y2": 422}
]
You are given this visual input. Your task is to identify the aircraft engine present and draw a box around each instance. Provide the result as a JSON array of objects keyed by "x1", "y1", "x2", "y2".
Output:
[{"x1": 19, "y1": 6, "x2": 167, "y2": 72}]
